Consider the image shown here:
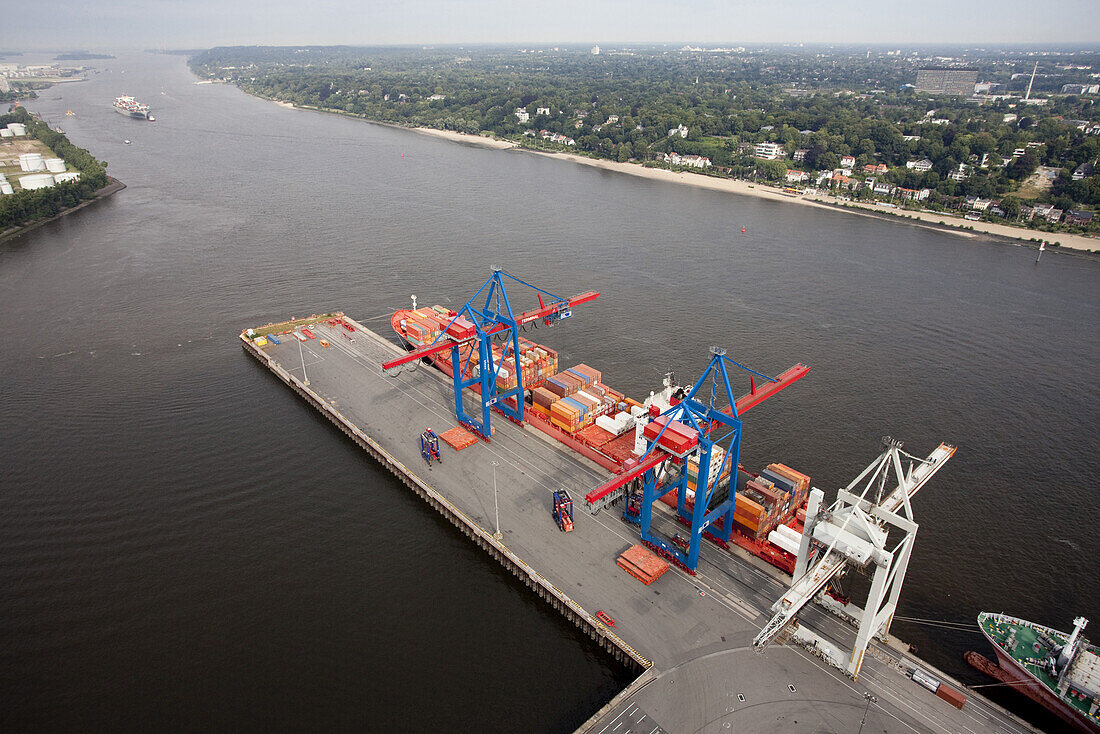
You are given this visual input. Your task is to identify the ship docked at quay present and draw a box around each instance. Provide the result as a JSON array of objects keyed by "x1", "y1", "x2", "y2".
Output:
[
  {"x1": 970, "y1": 613, "x2": 1100, "y2": 732},
  {"x1": 114, "y1": 95, "x2": 154, "y2": 121},
  {"x1": 391, "y1": 300, "x2": 816, "y2": 577}
]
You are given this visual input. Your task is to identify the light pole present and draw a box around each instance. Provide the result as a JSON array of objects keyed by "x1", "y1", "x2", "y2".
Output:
[
  {"x1": 857, "y1": 692, "x2": 877, "y2": 734},
  {"x1": 298, "y1": 336, "x2": 310, "y2": 386},
  {"x1": 491, "y1": 461, "x2": 502, "y2": 540}
]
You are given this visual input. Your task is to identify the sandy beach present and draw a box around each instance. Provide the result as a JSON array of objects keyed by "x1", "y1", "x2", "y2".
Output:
[{"x1": 411, "y1": 127, "x2": 517, "y2": 150}]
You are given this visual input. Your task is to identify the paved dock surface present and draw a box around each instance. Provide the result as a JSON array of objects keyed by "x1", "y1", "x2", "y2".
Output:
[{"x1": 250, "y1": 320, "x2": 1039, "y2": 734}]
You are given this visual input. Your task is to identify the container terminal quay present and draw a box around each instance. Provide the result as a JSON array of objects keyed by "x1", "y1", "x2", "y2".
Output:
[{"x1": 240, "y1": 272, "x2": 1042, "y2": 733}]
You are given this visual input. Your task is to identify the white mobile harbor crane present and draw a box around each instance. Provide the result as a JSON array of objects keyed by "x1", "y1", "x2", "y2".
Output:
[{"x1": 753, "y1": 438, "x2": 956, "y2": 680}]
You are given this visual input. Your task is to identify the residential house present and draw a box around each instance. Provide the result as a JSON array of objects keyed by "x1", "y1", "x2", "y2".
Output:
[
  {"x1": 1065, "y1": 210, "x2": 1095, "y2": 226},
  {"x1": 863, "y1": 163, "x2": 888, "y2": 175},
  {"x1": 515, "y1": 107, "x2": 530, "y2": 123},
  {"x1": 785, "y1": 169, "x2": 809, "y2": 183},
  {"x1": 606, "y1": 115, "x2": 619, "y2": 123},
  {"x1": 840, "y1": 155, "x2": 856, "y2": 169},
  {"x1": 947, "y1": 164, "x2": 970, "y2": 182},
  {"x1": 966, "y1": 196, "x2": 992, "y2": 211},
  {"x1": 792, "y1": 148, "x2": 809, "y2": 162},
  {"x1": 668, "y1": 124, "x2": 689, "y2": 138},
  {"x1": 427, "y1": 94, "x2": 446, "y2": 101},
  {"x1": 536, "y1": 106, "x2": 551, "y2": 116},
  {"x1": 680, "y1": 154, "x2": 711, "y2": 168},
  {"x1": 752, "y1": 140, "x2": 787, "y2": 159},
  {"x1": 898, "y1": 187, "x2": 931, "y2": 202},
  {"x1": 872, "y1": 181, "x2": 895, "y2": 196},
  {"x1": 906, "y1": 159, "x2": 933, "y2": 171},
  {"x1": 1030, "y1": 204, "x2": 1062, "y2": 223},
  {"x1": 902, "y1": 135, "x2": 921, "y2": 142},
  {"x1": 662, "y1": 152, "x2": 710, "y2": 168},
  {"x1": 831, "y1": 173, "x2": 858, "y2": 190},
  {"x1": 755, "y1": 142, "x2": 784, "y2": 160},
  {"x1": 1072, "y1": 162, "x2": 1095, "y2": 180}
]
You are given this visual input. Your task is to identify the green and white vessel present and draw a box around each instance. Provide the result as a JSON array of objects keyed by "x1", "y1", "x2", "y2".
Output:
[{"x1": 978, "y1": 612, "x2": 1100, "y2": 732}]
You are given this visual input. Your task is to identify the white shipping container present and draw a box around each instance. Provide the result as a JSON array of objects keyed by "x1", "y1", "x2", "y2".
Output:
[{"x1": 768, "y1": 529, "x2": 801, "y2": 555}]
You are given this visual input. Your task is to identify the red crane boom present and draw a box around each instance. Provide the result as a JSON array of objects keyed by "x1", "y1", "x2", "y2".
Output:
[{"x1": 382, "y1": 290, "x2": 599, "y2": 371}]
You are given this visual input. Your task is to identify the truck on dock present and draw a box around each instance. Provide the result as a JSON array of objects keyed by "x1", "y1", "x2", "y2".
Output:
[{"x1": 553, "y1": 489, "x2": 574, "y2": 532}]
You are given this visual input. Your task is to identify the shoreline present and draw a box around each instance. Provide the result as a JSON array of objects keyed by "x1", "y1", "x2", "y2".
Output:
[
  {"x1": 255, "y1": 95, "x2": 1097, "y2": 253},
  {"x1": 0, "y1": 177, "x2": 126, "y2": 245}
]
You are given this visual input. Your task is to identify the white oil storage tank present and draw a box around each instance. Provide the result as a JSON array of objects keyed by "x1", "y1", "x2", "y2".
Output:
[
  {"x1": 7, "y1": 122, "x2": 27, "y2": 135},
  {"x1": 0, "y1": 181, "x2": 14, "y2": 195},
  {"x1": 45, "y1": 158, "x2": 66, "y2": 173},
  {"x1": 19, "y1": 153, "x2": 46, "y2": 172},
  {"x1": 52, "y1": 171, "x2": 81, "y2": 183},
  {"x1": 20, "y1": 173, "x2": 56, "y2": 190},
  {"x1": 0, "y1": 129, "x2": 13, "y2": 138}
]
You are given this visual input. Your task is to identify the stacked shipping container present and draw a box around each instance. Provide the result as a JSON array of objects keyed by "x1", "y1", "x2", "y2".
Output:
[{"x1": 733, "y1": 463, "x2": 811, "y2": 539}]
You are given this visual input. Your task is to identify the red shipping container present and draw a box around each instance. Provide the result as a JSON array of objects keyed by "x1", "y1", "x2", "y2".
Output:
[
  {"x1": 445, "y1": 316, "x2": 476, "y2": 340},
  {"x1": 935, "y1": 684, "x2": 966, "y2": 710}
]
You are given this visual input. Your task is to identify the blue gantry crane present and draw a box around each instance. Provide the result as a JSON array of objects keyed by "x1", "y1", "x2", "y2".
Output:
[
  {"x1": 623, "y1": 347, "x2": 783, "y2": 572},
  {"x1": 382, "y1": 268, "x2": 599, "y2": 440}
]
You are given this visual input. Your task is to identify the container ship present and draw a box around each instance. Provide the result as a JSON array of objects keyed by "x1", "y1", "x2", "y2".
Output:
[
  {"x1": 393, "y1": 304, "x2": 811, "y2": 575},
  {"x1": 974, "y1": 612, "x2": 1100, "y2": 732},
  {"x1": 114, "y1": 95, "x2": 154, "y2": 121}
]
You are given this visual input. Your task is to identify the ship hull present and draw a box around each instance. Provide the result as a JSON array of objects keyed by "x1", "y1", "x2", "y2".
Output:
[
  {"x1": 979, "y1": 615, "x2": 1100, "y2": 733},
  {"x1": 114, "y1": 106, "x2": 149, "y2": 120}
]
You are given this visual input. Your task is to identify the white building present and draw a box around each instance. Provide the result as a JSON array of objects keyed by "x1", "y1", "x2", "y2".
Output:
[
  {"x1": 514, "y1": 108, "x2": 530, "y2": 123},
  {"x1": 591, "y1": 45, "x2": 601, "y2": 55},
  {"x1": 906, "y1": 159, "x2": 933, "y2": 172},
  {"x1": 606, "y1": 115, "x2": 619, "y2": 123},
  {"x1": 7, "y1": 122, "x2": 26, "y2": 136},
  {"x1": 536, "y1": 106, "x2": 551, "y2": 116},
  {"x1": 668, "y1": 124, "x2": 688, "y2": 138},
  {"x1": 785, "y1": 169, "x2": 809, "y2": 183},
  {"x1": 840, "y1": 155, "x2": 856, "y2": 169},
  {"x1": 755, "y1": 142, "x2": 783, "y2": 160}
]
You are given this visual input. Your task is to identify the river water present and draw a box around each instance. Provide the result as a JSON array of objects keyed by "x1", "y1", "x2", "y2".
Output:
[{"x1": 3, "y1": 52, "x2": 1097, "y2": 732}]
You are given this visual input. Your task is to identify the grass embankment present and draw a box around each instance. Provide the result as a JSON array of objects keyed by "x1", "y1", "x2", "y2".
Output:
[{"x1": 247, "y1": 313, "x2": 341, "y2": 337}]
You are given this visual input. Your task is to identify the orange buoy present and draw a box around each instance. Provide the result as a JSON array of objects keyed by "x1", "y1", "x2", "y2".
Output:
[{"x1": 741, "y1": 226, "x2": 746, "y2": 233}]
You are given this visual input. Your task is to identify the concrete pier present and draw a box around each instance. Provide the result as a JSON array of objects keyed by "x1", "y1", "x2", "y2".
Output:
[{"x1": 241, "y1": 314, "x2": 1039, "y2": 734}]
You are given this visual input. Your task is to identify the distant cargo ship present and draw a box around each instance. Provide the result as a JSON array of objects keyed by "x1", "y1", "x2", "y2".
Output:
[
  {"x1": 392, "y1": 304, "x2": 812, "y2": 574},
  {"x1": 976, "y1": 613, "x2": 1100, "y2": 732},
  {"x1": 114, "y1": 95, "x2": 154, "y2": 121}
]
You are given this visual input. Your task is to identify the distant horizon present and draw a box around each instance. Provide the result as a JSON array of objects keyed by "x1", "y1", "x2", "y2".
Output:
[
  {"x1": 7, "y1": 41, "x2": 1100, "y2": 55},
  {"x1": 5, "y1": 0, "x2": 1099, "y2": 51}
]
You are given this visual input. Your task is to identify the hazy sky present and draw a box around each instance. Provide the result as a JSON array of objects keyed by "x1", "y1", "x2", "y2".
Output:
[{"x1": 9, "y1": 0, "x2": 1100, "y2": 50}]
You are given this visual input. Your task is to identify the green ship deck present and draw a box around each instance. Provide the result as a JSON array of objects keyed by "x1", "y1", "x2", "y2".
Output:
[{"x1": 981, "y1": 614, "x2": 1100, "y2": 721}]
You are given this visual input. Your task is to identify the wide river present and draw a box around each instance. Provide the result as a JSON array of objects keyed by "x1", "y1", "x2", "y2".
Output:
[{"x1": 3, "y1": 52, "x2": 1097, "y2": 732}]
